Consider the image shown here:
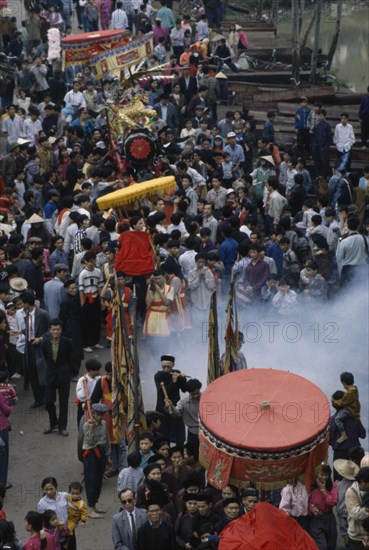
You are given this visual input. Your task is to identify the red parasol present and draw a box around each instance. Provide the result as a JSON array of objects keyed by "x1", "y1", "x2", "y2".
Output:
[
  {"x1": 199, "y1": 369, "x2": 330, "y2": 490},
  {"x1": 61, "y1": 29, "x2": 129, "y2": 44},
  {"x1": 219, "y1": 502, "x2": 319, "y2": 549}
]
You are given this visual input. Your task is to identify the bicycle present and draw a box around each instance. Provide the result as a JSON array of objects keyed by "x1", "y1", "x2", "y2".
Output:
[
  {"x1": 316, "y1": 61, "x2": 340, "y2": 92},
  {"x1": 239, "y1": 49, "x2": 292, "y2": 71}
]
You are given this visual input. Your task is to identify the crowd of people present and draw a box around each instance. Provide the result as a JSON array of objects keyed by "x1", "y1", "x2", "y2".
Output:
[{"x1": 0, "y1": 0, "x2": 369, "y2": 549}]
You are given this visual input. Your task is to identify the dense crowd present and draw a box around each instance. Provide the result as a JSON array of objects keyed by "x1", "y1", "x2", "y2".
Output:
[{"x1": 0, "y1": 0, "x2": 369, "y2": 549}]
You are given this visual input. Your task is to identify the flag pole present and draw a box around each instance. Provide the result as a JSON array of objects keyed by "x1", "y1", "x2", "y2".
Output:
[
  {"x1": 131, "y1": 284, "x2": 140, "y2": 451},
  {"x1": 207, "y1": 289, "x2": 220, "y2": 385},
  {"x1": 223, "y1": 272, "x2": 237, "y2": 375}
]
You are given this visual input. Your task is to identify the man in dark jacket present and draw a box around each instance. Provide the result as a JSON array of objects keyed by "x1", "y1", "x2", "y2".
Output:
[
  {"x1": 137, "y1": 500, "x2": 175, "y2": 550},
  {"x1": 312, "y1": 109, "x2": 332, "y2": 177},
  {"x1": 42, "y1": 318, "x2": 73, "y2": 436},
  {"x1": 288, "y1": 173, "x2": 306, "y2": 217},
  {"x1": 24, "y1": 246, "x2": 44, "y2": 301},
  {"x1": 16, "y1": 291, "x2": 50, "y2": 408},
  {"x1": 178, "y1": 68, "x2": 198, "y2": 104},
  {"x1": 163, "y1": 240, "x2": 183, "y2": 280},
  {"x1": 154, "y1": 96, "x2": 179, "y2": 130},
  {"x1": 5, "y1": 31, "x2": 23, "y2": 60}
]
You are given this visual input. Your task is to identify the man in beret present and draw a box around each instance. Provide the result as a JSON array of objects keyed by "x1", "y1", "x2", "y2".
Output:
[
  {"x1": 191, "y1": 493, "x2": 221, "y2": 539},
  {"x1": 82, "y1": 402, "x2": 111, "y2": 518},
  {"x1": 154, "y1": 354, "x2": 187, "y2": 445},
  {"x1": 240, "y1": 488, "x2": 259, "y2": 515},
  {"x1": 215, "y1": 498, "x2": 241, "y2": 533}
]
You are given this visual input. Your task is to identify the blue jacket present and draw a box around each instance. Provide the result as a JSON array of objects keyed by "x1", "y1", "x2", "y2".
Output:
[
  {"x1": 266, "y1": 242, "x2": 283, "y2": 278},
  {"x1": 262, "y1": 119, "x2": 275, "y2": 142},
  {"x1": 219, "y1": 238, "x2": 238, "y2": 275},
  {"x1": 359, "y1": 94, "x2": 369, "y2": 117},
  {"x1": 295, "y1": 106, "x2": 311, "y2": 130}
]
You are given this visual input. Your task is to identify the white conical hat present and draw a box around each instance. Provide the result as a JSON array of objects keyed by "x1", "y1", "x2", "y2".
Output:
[
  {"x1": 27, "y1": 213, "x2": 44, "y2": 224},
  {"x1": 260, "y1": 155, "x2": 275, "y2": 166}
]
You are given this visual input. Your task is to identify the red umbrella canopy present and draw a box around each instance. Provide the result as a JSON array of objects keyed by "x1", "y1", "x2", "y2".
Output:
[
  {"x1": 219, "y1": 502, "x2": 319, "y2": 549},
  {"x1": 61, "y1": 29, "x2": 129, "y2": 44},
  {"x1": 199, "y1": 369, "x2": 330, "y2": 489}
]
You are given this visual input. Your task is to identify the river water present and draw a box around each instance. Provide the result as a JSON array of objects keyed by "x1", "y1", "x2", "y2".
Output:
[{"x1": 278, "y1": 3, "x2": 369, "y2": 92}]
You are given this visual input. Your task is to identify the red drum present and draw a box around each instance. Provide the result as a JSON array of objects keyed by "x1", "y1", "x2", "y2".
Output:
[{"x1": 124, "y1": 130, "x2": 157, "y2": 165}]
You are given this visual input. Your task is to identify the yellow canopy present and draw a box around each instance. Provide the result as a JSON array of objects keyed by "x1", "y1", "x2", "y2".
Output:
[{"x1": 96, "y1": 176, "x2": 176, "y2": 210}]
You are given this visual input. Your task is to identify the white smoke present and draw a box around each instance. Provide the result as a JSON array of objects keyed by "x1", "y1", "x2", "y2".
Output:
[{"x1": 139, "y1": 278, "x2": 369, "y2": 450}]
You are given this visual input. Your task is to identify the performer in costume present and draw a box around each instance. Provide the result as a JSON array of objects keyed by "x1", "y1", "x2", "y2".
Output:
[
  {"x1": 78, "y1": 251, "x2": 104, "y2": 352},
  {"x1": 101, "y1": 271, "x2": 133, "y2": 341},
  {"x1": 143, "y1": 269, "x2": 174, "y2": 337},
  {"x1": 154, "y1": 354, "x2": 186, "y2": 445},
  {"x1": 82, "y1": 403, "x2": 111, "y2": 519},
  {"x1": 75, "y1": 359, "x2": 102, "y2": 426},
  {"x1": 91, "y1": 361, "x2": 127, "y2": 477},
  {"x1": 165, "y1": 266, "x2": 191, "y2": 333}
]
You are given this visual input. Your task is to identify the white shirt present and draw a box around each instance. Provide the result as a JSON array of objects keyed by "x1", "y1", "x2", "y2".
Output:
[
  {"x1": 127, "y1": 509, "x2": 136, "y2": 533},
  {"x1": 23, "y1": 117, "x2": 43, "y2": 145},
  {"x1": 170, "y1": 165, "x2": 206, "y2": 189},
  {"x1": 77, "y1": 207, "x2": 91, "y2": 219},
  {"x1": 240, "y1": 225, "x2": 252, "y2": 237},
  {"x1": 111, "y1": 8, "x2": 128, "y2": 29},
  {"x1": 2, "y1": 115, "x2": 24, "y2": 144},
  {"x1": 64, "y1": 90, "x2": 86, "y2": 110},
  {"x1": 160, "y1": 104, "x2": 168, "y2": 122},
  {"x1": 15, "y1": 308, "x2": 36, "y2": 353},
  {"x1": 333, "y1": 123, "x2": 356, "y2": 152},
  {"x1": 178, "y1": 250, "x2": 197, "y2": 280},
  {"x1": 196, "y1": 21, "x2": 209, "y2": 41},
  {"x1": 76, "y1": 373, "x2": 101, "y2": 402},
  {"x1": 14, "y1": 179, "x2": 26, "y2": 208}
]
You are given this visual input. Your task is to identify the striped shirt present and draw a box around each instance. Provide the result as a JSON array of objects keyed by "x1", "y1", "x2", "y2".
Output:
[{"x1": 78, "y1": 267, "x2": 103, "y2": 296}]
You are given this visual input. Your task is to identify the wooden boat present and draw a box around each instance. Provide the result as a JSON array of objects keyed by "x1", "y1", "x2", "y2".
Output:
[
  {"x1": 228, "y1": 80, "x2": 336, "y2": 103},
  {"x1": 244, "y1": 48, "x2": 328, "y2": 67},
  {"x1": 221, "y1": 20, "x2": 277, "y2": 34},
  {"x1": 227, "y1": 70, "x2": 313, "y2": 85}
]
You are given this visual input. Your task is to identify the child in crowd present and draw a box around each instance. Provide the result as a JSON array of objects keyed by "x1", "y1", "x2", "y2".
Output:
[
  {"x1": 66, "y1": 481, "x2": 87, "y2": 546},
  {"x1": 75, "y1": 359, "x2": 102, "y2": 426},
  {"x1": 139, "y1": 432, "x2": 155, "y2": 469},
  {"x1": 221, "y1": 152, "x2": 235, "y2": 189},
  {"x1": 0, "y1": 372, "x2": 18, "y2": 408},
  {"x1": 42, "y1": 509, "x2": 62, "y2": 550},
  {"x1": 272, "y1": 280, "x2": 297, "y2": 316},
  {"x1": 331, "y1": 372, "x2": 361, "y2": 443},
  {"x1": 117, "y1": 451, "x2": 145, "y2": 495}
]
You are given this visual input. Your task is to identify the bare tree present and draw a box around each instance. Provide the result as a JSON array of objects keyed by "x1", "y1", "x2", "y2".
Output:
[
  {"x1": 291, "y1": 0, "x2": 301, "y2": 82},
  {"x1": 309, "y1": 0, "x2": 322, "y2": 83},
  {"x1": 271, "y1": 0, "x2": 279, "y2": 32},
  {"x1": 301, "y1": 4, "x2": 317, "y2": 51},
  {"x1": 257, "y1": 0, "x2": 264, "y2": 20},
  {"x1": 326, "y1": 0, "x2": 343, "y2": 70},
  {"x1": 298, "y1": 0, "x2": 305, "y2": 33}
]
